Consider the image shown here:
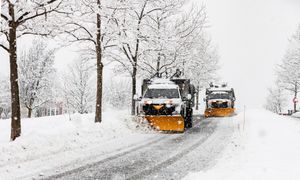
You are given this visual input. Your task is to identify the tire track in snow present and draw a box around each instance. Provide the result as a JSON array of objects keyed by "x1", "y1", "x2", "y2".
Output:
[
  {"x1": 127, "y1": 120, "x2": 217, "y2": 180},
  {"x1": 44, "y1": 116, "x2": 204, "y2": 180},
  {"x1": 44, "y1": 135, "x2": 168, "y2": 180},
  {"x1": 48, "y1": 117, "x2": 208, "y2": 180},
  {"x1": 140, "y1": 117, "x2": 236, "y2": 180}
]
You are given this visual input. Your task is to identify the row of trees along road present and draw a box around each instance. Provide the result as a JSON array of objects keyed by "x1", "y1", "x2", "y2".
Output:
[
  {"x1": 0, "y1": 0, "x2": 219, "y2": 141},
  {"x1": 266, "y1": 25, "x2": 300, "y2": 113}
]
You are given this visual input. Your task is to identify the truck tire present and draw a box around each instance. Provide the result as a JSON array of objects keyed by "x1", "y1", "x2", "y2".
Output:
[
  {"x1": 185, "y1": 108, "x2": 193, "y2": 129},
  {"x1": 185, "y1": 117, "x2": 192, "y2": 128}
]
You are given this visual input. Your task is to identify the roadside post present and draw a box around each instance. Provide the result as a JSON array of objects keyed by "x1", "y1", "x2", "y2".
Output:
[
  {"x1": 243, "y1": 105, "x2": 246, "y2": 131},
  {"x1": 293, "y1": 97, "x2": 298, "y2": 113}
]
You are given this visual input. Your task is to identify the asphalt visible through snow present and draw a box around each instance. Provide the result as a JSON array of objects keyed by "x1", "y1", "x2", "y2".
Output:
[{"x1": 45, "y1": 115, "x2": 236, "y2": 180}]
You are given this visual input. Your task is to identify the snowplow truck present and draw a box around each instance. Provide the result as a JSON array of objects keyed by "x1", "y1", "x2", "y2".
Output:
[
  {"x1": 204, "y1": 83, "x2": 236, "y2": 117},
  {"x1": 136, "y1": 78, "x2": 195, "y2": 132}
]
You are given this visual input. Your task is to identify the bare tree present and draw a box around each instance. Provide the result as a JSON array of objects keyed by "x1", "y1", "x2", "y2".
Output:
[
  {"x1": 114, "y1": 0, "x2": 164, "y2": 115},
  {"x1": 63, "y1": 58, "x2": 95, "y2": 114},
  {"x1": 0, "y1": 0, "x2": 67, "y2": 140},
  {"x1": 61, "y1": 0, "x2": 121, "y2": 122},
  {"x1": 140, "y1": 5, "x2": 208, "y2": 77},
  {"x1": 138, "y1": 0, "x2": 184, "y2": 76},
  {"x1": 277, "y1": 25, "x2": 300, "y2": 112},
  {"x1": 103, "y1": 78, "x2": 131, "y2": 109},
  {"x1": 112, "y1": 0, "x2": 208, "y2": 115},
  {"x1": 265, "y1": 85, "x2": 287, "y2": 114},
  {"x1": 19, "y1": 39, "x2": 55, "y2": 118}
]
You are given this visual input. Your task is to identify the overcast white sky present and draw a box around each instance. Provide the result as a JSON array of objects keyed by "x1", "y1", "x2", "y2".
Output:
[
  {"x1": 1, "y1": 0, "x2": 300, "y2": 108},
  {"x1": 196, "y1": 0, "x2": 300, "y2": 108}
]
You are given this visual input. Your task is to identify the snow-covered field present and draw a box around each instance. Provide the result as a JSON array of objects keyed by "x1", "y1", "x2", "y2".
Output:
[
  {"x1": 0, "y1": 109, "x2": 157, "y2": 179},
  {"x1": 185, "y1": 109, "x2": 300, "y2": 180},
  {"x1": 292, "y1": 112, "x2": 300, "y2": 118}
]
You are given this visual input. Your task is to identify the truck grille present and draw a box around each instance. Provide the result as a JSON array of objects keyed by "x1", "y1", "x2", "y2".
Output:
[
  {"x1": 143, "y1": 104, "x2": 175, "y2": 115},
  {"x1": 211, "y1": 101, "x2": 229, "y2": 108}
]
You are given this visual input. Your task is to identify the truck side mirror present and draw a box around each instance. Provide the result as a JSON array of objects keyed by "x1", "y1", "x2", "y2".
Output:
[{"x1": 187, "y1": 94, "x2": 192, "y2": 100}]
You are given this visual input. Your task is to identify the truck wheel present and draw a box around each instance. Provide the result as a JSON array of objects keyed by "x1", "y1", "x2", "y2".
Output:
[
  {"x1": 189, "y1": 109, "x2": 193, "y2": 117},
  {"x1": 185, "y1": 116, "x2": 193, "y2": 129}
]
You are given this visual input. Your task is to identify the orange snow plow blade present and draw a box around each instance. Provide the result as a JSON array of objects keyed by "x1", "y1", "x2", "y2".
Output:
[
  {"x1": 145, "y1": 115, "x2": 185, "y2": 132},
  {"x1": 204, "y1": 108, "x2": 235, "y2": 117}
]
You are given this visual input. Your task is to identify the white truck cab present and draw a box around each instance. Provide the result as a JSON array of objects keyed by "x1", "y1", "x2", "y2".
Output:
[{"x1": 138, "y1": 79, "x2": 184, "y2": 116}]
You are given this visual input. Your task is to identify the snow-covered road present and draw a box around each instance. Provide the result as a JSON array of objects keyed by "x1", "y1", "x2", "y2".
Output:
[{"x1": 45, "y1": 115, "x2": 236, "y2": 180}]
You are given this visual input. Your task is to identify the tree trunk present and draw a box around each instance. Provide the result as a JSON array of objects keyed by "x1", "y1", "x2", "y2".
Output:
[
  {"x1": 294, "y1": 83, "x2": 298, "y2": 113},
  {"x1": 95, "y1": 2, "x2": 103, "y2": 123},
  {"x1": 294, "y1": 95, "x2": 297, "y2": 113},
  {"x1": 9, "y1": 31, "x2": 21, "y2": 138},
  {"x1": 156, "y1": 52, "x2": 161, "y2": 76},
  {"x1": 196, "y1": 86, "x2": 200, "y2": 110},
  {"x1": 27, "y1": 108, "x2": 32, "y2": 118},
  {"x1": 0, "y1": 107, "x2": 3, "y2": 118},
  {"x1": 130, "y1": 36, "x2": 140, "y2": 116},
  {"x1": 131, "y1": 66, "x2": 137, "y2": 115},
  {"x1": 9, "y1": 3, "x2": 21, "y2": 141},
  {"x1": 128, "y1": 7, "x2": 147, "y2": 116}
]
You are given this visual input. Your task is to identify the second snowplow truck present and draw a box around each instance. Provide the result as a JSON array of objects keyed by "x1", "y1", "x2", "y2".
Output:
[
  {"x1": 136, "y1": 76, "x2": 195, "y2": 132},
  {"x1": 204, "y1": 83, "x2": 236, "y2": 117}
]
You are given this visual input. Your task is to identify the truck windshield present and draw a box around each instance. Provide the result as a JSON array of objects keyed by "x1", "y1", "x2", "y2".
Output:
[
  {"x1": 144, "y1": 89, "x2": 180, "y2": 99},
  {"x1": 208, "y1": 93, "x2": 231, "y2": 100}
]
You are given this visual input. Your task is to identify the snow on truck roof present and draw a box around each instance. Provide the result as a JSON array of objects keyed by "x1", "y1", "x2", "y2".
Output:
[
  {"x1": 148, "y1": 84, "x2": 178, "y2": 89},
  {"x1": 207, "y1": 84, "x2": 233, "y2": 92},
  {"x1": 151, "y1": 78, "x2": 175, "y2": 84},
  {"x1": 208, "y1": 87, "x2": 233, "y2": 92},
  {"x1": 148, "y1": 78, "x2": 178, "y2": 89},
  {"x1": 211, "y1": 91, "x2": 229, "y2": 94}
]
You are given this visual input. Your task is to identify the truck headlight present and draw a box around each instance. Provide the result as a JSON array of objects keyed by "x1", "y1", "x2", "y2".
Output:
[
  {"x1": 144, "y1": 100, "x2": 153, "y2": 104},
  {"x1": 164, "y1": 100, "x2": 173, "y2": 104},
  {"x1": 166, "y1": 104, "x2": 172, "y2": 108}
]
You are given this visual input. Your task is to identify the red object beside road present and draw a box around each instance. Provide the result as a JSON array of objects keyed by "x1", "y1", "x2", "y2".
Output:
[{"x1": 293, "y1": 97, "x2": 298, "y2": 103}]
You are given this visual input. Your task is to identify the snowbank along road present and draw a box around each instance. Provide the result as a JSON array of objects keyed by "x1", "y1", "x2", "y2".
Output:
[
  {"x1": 44, "y1": 114, "x2": 237, "y2": 180},
  {"x1": 185, "y1": 109, "x2": 300, "y2": 180}
]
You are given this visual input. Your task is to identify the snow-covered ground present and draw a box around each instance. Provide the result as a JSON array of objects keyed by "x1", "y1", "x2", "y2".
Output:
[
  {"x1": 3, "y1": 108, "x2": 300, "y2": 180},
  {"x1": 0, "y1": 109, "x2": 157, "y2": 179},
  {"x1": 292, "y1": 112, "x2": 300, "y2": 118},
  {"x1": 185, "y1": 109, "x2": 300, "y2": 180}
]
